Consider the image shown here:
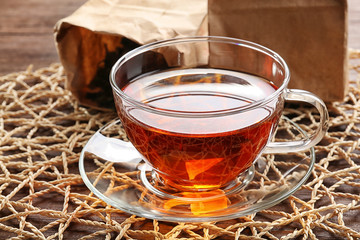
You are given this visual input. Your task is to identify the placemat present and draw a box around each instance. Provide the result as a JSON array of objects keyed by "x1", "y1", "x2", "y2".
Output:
[{"x1": 0, "y1": 49, "x2": 360, "y2": 239}]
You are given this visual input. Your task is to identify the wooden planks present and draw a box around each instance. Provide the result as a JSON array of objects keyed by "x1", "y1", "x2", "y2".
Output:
[{"x1": 0, "y1": 0, "x2": 87, "y2": 75}]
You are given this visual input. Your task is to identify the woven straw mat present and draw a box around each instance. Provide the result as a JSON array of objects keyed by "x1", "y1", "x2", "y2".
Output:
[{"x1": 1, "y1": 49, "x2": 360, "y2": 240}]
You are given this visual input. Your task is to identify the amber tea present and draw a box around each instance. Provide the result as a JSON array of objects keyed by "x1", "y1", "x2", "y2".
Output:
[{"x1": 115, "y1": 68, "x2": 281, "y2": 190}]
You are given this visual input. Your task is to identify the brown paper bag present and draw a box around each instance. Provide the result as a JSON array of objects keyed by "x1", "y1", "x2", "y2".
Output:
[
  {"x1": 54, "y1": 0, "x2": 207, "y2": 109},
  {"x1": 208, "y1": 0, "x2": 348, "y2": 102}
]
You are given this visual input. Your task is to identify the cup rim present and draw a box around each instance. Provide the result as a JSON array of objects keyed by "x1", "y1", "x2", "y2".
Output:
[{"x1": 110, "y1": 36, "x2": 290, "y2": 118}]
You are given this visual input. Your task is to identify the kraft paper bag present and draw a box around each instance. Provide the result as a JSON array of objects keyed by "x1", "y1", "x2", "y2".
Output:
[
  {"x1": 208, "y1": 0, "x2": 348, "y2": 102},
  {"x1": 54, "y1": 0, "x2": 207, "y2": 109}
]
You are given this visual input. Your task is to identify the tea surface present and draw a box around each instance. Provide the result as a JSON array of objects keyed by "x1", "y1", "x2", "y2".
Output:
[{"x1": 118, "y1": 69, "x2": 280, "y2": 189}]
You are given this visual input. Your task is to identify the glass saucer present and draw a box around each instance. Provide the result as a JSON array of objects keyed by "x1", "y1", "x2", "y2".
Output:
[{"x1": 79, "y1": 117, "x2": 315, "y2": 222}]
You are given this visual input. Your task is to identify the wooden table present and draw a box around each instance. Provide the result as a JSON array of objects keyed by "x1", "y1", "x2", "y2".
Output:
[
  {"x1": 0, "y1": 1, "x2": 360, "y2": 239},
  {"x1": 348, "y1": 0, "x2": 360, "y2": 49},
  {"x1": 0, "y1": 0, "x2": 87, "y2": 75}
]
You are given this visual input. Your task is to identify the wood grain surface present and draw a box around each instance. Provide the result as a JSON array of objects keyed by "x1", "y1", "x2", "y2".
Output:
[{"x1": 0, "y1": 0, "x2": 87, "y2": 75}]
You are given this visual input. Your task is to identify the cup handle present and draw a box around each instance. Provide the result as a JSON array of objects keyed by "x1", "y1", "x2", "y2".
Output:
[{"x1": 264, "y1": 89, "x2": 329, "y2": 154}]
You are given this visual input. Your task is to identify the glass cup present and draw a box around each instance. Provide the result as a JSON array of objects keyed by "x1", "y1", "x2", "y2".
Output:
[{"x1": 110, "y1": 36, "x2": 328, "y2": 192}]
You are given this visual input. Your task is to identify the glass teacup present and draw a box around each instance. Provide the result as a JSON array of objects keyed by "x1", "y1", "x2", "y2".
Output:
[{"x1": 110, "y1": 36, "x2": 328, "y2": 192}]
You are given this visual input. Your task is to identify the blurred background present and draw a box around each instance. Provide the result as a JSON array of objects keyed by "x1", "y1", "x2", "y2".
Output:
[{"x1": 0, "y1": 0, "x2": 358, "y2": 75}]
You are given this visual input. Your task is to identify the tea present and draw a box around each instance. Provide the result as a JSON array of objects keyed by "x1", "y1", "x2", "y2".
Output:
[{"x1": 116, "y1": 68, "x2": 281, "y2": 190}]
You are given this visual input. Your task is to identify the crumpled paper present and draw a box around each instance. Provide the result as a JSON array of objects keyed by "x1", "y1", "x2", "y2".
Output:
[{"x1": 54, "y1": 0, "x2": 207, "y2": 109}]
